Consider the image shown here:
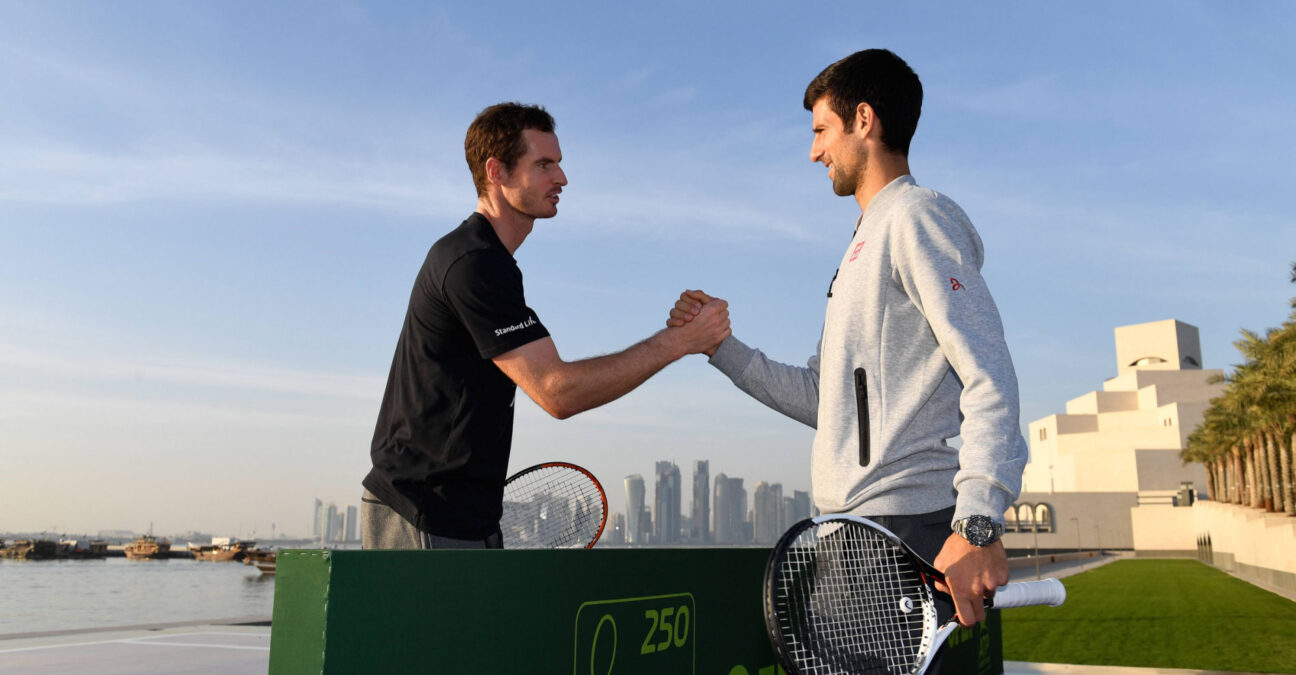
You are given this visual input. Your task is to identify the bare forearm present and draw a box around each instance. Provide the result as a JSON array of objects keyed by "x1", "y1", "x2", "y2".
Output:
[
  {"x1": 537, "y1": 331, "x2": 682, "y2": 419},
  {"x1": 496, "y1": 299, "x2": 730, "y2": 420}
]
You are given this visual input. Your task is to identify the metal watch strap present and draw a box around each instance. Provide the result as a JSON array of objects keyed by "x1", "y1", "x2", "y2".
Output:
[{"x1": 953, "y1": 515, "x2": 1002, "y2": 547}]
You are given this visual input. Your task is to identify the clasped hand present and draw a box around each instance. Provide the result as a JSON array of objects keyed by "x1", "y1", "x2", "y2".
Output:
[{"x1": 665, "y1": 289, "x2": 729, "y2": 357}]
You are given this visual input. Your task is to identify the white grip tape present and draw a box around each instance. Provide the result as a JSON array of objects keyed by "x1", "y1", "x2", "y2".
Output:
[{"x1": 991, "y1": 578, "x2": 1066, "y2": 609}]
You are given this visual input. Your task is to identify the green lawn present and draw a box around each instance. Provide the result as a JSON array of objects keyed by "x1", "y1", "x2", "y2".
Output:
[{"x1": 1002, "y1": 559, "x2": 1296, "y2": 673}]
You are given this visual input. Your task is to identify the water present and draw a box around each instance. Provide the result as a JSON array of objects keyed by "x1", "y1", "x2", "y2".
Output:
[{"x1": 0, "y1": 557, "x2": 275, "y2": 635}]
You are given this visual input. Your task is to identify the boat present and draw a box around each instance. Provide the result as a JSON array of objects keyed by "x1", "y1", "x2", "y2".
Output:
[
  {"x1": 58, "y1": 539, "x2": 108, "y2": 559},
  {"x1": 242, "y1": 548, "x2": 276, "y2": 566},
  {"x1": 1, "y1": 539, "x2": 59, "y2": 560},
  {"x1": 253, "y1": 551, "x2": 277, "y2": 575},
  {"x1": 124, "y1": 535, "x2": 171, "y2": 560},
  {"x1": 189, "y1": 538, "x2": 254, "y2": 562}
]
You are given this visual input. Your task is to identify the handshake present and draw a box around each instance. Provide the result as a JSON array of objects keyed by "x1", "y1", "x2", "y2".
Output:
[{"x1": 662, "y1": 289, "x2": 730, "y2": 358}]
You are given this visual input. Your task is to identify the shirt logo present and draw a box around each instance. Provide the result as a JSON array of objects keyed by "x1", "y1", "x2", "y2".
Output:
[
  {"x1": 849, "y1": 241, "x2": 866, "y2": 262},
  {"x1": 494, "y1": 315, "x2": 537, "y2": 337},
  {"x1": 949, "y1": 278, "x2": 964, "y2": 291}
]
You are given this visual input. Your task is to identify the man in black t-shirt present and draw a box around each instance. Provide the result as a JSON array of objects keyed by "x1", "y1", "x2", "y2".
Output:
[{"x1": 362, "y1": 103, "x2": 732, "y2": 549}]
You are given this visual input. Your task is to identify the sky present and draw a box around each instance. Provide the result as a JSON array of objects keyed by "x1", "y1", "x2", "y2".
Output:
[{"x1": 2, "y1": 2, "x2": 1294, "y2": 538}]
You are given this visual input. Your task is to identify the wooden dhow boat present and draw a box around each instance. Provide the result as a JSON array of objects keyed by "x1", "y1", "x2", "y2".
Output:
[{"x1": 124, "y1": 535, "x2": 171, "y2": 560}]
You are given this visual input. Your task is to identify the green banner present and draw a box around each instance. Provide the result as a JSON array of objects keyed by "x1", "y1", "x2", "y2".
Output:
[{"x1": 268, "y1": 548, "x2": 1001, "y2": 674}]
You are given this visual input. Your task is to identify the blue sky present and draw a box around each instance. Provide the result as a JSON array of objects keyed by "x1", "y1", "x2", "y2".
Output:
[{"x1": 2, "y1": 2, "x2": 1294, "y2": 537}]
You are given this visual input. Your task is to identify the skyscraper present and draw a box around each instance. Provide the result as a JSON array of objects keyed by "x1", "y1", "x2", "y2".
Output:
[
  {"x1": 639, "y1": 508, "x2": 653, "y2": 546},
  {"x1": 325, "y1": 502, "x2": 340, "y2": 543},
  {"x1": 345, "y1": 504, "x2": 359, "y2": 543},
  {"x1": 691, "y1": 460, "x2": 710, "y2": 543},
  {"x1": 655, "y1": 461, "x2": 681, "y2": 545},
  {"x1": 607, "y1": 512, "x2": 626, "y2": 545},
  {"x1": 792, "y1": 490, "x2": 812, "y2": 524},
  {"x1": 312, "y1": 498, "x2": 324, "y2": 538},
  {"x1": 754, "y1": 481, "x2": 783, "y2": 543},
  {"x1": 624, "y1": 474, "x2": 646, "y2": 544},
  {"x1": 713, "y1": 473, "x2": 747, "y2": 545}
]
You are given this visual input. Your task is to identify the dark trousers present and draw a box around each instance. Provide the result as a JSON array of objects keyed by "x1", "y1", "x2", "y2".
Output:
[{"x1": 360, "y1": 490, "x2": 502, "y2": 550}]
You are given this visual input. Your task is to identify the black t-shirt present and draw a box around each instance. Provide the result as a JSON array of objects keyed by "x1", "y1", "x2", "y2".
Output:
[{"x1": 363, "y1": 213, "x2": 550, "y2": 539}]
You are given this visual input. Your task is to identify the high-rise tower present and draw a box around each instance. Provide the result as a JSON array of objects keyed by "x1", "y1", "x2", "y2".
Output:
[
  {"x1": 655, "y1": 461, "x2": 681, "y2": 545},
  {"x1": 691, "y1": 460, "x2": 710, "y2": 543}
]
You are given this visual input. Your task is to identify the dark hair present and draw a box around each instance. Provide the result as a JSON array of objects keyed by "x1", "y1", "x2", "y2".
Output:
[
  {"x1": 803, "y1": 49, "x2": 922, "y2": 156},
  {"x1": 464, "y1": 102, "x2": 556, "y2": 196}
]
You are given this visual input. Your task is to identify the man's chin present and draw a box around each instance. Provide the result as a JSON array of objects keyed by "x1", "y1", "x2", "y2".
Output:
[{"x1": 522, "y1": 203, "x2": 559, "y2": 220}]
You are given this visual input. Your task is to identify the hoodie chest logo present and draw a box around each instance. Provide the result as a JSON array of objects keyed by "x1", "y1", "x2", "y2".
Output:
[{"x1": 848, "y1": 241, "x2": 866, "y2": 262}]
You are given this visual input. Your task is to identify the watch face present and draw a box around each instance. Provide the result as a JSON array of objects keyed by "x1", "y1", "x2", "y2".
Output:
[{"x1": 961, "y1": 515, "x2": 999, "y2": 547}]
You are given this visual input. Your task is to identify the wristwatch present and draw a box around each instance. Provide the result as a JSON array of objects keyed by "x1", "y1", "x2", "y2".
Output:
[{"x1": 952, "y1": 515, "x2": 1003, "y2": 547}]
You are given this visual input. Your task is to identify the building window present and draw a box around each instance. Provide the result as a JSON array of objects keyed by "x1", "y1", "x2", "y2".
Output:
[
  {"x1": 1017, "y1": 504, "x2": 1035, "y2": 531},
  {"x1": 1034, "y1": 504, "x2": 1055, "y2": 533}
]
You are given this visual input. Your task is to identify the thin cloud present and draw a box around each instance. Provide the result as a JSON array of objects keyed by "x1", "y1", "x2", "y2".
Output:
[
  {"x1": 0, "y1": 343, "x2": 385, "y2": 401},
  {"x1": 0, "y1": 144, "x2": 463, "y2": 216},
  {"x1": 0, "y1": 387, "x2": 372, "y2": 430}
]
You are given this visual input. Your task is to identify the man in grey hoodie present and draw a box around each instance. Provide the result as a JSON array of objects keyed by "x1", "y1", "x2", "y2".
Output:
[{"x1": 671, "y1": 49, "x2": 1028, "y2": 630}]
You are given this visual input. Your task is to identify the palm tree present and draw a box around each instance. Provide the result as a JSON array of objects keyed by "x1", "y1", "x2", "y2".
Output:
[{"x1": 1183, "y1": 265, "x2": 1296, "y2": 514}]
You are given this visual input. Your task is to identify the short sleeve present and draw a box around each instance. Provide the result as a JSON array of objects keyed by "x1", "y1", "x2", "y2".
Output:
[{"x1": 442, "y1": 250, "x2": 550, "y2": 359}]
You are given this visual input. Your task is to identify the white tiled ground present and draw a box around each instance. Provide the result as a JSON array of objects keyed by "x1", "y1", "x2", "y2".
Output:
[{"x1": 0, "y1": 624, "x2": 270, "y2": 674}]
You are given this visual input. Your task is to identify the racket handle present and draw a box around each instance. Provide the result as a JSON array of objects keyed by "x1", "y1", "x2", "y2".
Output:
[{"x1": 991, "y1": 578, "x2": 1066, "y2": 609}]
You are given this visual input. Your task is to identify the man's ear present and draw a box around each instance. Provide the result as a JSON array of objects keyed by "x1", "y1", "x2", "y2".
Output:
[
  {"x1": 855, "y1": 102, "x2": 874, "y2": 135},
  {"x1": 485, "y1": 157, "x2": 505, "y2": 185}
]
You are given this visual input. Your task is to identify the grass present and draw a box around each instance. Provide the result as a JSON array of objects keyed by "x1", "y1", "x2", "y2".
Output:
[{"x1": 1001, "y1": 559, "x2": 1296, "y2": 674}]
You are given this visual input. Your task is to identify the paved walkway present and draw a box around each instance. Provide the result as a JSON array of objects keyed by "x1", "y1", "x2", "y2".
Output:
[
  {"x1": 0, "y1": 623, "x2": 270, "y2": 674},
  {"x1": 1008, "y1": 550, "x2": 1127, "y2": 582}
]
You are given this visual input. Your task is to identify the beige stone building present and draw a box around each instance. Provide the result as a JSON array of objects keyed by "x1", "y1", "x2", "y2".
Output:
[
  {"x1": 1004, "y1": 318, "x2": 1296, "y2": 594},
  {"x1": 1004, "y1": 319, "x2": 1224, "y2": 553}
]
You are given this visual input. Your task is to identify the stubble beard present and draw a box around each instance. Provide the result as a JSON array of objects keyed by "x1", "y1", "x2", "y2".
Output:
[
  {"x1": 505, "y1": 189, "x2": 558, "y2": 220},
  {"x1": 831, "y1": 148, "x2": 868, "y2": 197}
]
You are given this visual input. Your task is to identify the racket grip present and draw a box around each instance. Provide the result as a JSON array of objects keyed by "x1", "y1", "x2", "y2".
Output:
[{"x1": 992, "y1": 578, "x2": 1066, "y2": 609}]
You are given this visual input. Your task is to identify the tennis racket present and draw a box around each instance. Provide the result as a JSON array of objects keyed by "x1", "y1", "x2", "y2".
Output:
[
  {"x1": 500, "y1": 462, "x2": 607, "y2": 549},
  {"x1": 764, "y1": 514, "x2": 1066, "y2": 675}
]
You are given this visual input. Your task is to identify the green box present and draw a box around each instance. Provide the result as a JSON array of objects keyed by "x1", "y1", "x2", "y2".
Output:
[{"x1": 268, "y1": 548, "x2": 1001, "y2": 674}]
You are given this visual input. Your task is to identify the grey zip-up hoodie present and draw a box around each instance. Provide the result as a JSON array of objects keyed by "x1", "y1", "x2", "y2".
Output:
[{"x1": 709, "y1": 175, "x2": 1027, "y2": 526}]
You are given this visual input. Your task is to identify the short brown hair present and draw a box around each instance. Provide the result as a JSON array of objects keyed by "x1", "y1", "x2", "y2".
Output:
[
  {"x1": 803, "y1": 49, "x2": 922, "y2": 156},
  {"x1": 464, "y1": 102, "x2": 556, "y2": 196}
]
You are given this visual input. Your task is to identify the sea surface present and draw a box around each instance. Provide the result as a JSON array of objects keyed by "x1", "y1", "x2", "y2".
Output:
[{"x1": 0, "y1": 557, "x2": 275, "y2": 635}]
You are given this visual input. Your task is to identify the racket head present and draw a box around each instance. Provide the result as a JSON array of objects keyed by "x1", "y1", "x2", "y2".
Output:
[
  {"x1": 500, "y1": 462, "x2": 607, "y2": 549},
  {"x1": 763, "y1": 515, "x2": 941, "y2": 675}
]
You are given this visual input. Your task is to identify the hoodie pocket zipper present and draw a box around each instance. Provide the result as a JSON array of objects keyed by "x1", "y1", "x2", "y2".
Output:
[{"x1": 854, "y1": 367, "x2": 870, "y2": 467}]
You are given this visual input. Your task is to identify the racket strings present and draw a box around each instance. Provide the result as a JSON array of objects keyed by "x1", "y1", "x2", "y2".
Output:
[
  {"x1": 774, "y1": 524, "x2": 931, "y2": 674},
  {"x1": 500, "y1": 466, "x2": 605, "y2": 549}
]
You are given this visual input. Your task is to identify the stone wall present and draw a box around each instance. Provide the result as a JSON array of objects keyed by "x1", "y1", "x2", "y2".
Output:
[{"x1": 1194, "y1": 500, "x2": 1296, "y2": 595}]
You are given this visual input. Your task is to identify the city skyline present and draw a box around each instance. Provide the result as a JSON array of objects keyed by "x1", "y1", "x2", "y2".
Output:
[
  {"x1": 3, "y1": 4, "x2": 1295, "y2": 534},
  {"x1": 608, "y1": 459, "x2": 813, "y2": 546}
]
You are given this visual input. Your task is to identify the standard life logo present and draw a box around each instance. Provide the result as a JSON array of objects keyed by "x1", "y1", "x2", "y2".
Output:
[{"x1": 495, "y1": 315, "x2": 537, "y2": 337}]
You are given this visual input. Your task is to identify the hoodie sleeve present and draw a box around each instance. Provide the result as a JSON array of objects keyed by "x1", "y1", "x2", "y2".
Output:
[
  {"x1": 708, "y1": 335, "x2": 820, "y2": 429},
  {"x1": 890, "y1": 194, "x2": 1028, "y2": 526}
]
